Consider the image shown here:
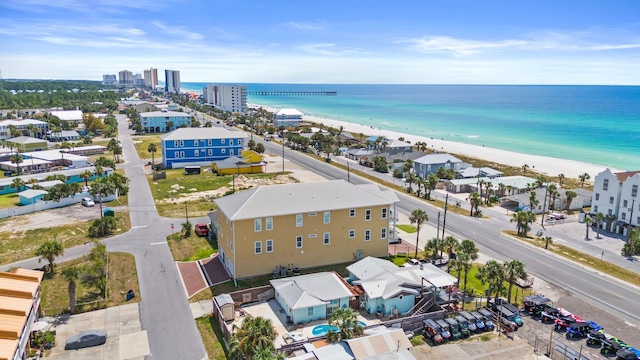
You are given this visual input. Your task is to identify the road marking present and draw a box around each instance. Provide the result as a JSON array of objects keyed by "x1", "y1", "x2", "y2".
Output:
[
  {"x1": 536, "y1": 260, "x2": 552, "y2": 267},
  {"x1": 132, "y1": 225, "x2": 148, "y2": 229},
  {"x1": 150, "y1": 242, "x2": 166, "y2": 246},
  {"x1": 602, "y1": 288, "x2": 622, "y2": 299}
]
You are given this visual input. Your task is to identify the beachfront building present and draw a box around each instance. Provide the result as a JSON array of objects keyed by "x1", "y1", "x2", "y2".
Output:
[
  {"x1": 591, "y1": 169, "x2": 640, "y2": 234},
  {"x1": 103, "y1": 74, "x2": 117, "y2": 84},
  {"x1": 413, "y1": 154, "x2": 463, "y2": 178},
  {"x1": 160, "y1": 127, "x2": 246, "y2": 169},
  {"x1": 212, "y1": 180, "x2": 399, "y2": 280},
  {"x1": 118, "y1": 70, "x2": 134, "y2": 86},
  {"x1": 385, "y1": 139, "x2": 413, "y2": 155},
  {"x1": 270, "y1": 272, "x2": 356, "y2": 325},
  {"x1": 144, "y1": 68, "x2": 158, "y2": 88},
  {"x1": 202, "y1": 84, "x2": 247, "y2": 114},
  {"x1": 273, "y1": 108, "x2": 303, "y2": 128},
  {"x1": 0, "y1": 119, "x2": 48, "y2": 140},
  {"x1": 347, "y1": 257, "x2": 456, "y2": 316},
  {"x1": 457, "y1": 166, "x2": 503, "y2": 179},
  {"x1": 140, "y1": 110, "x2": 192, "y2": 133},
  {"x1": 0, "y1": 268, "x2": 45, "y2": 360},
  {"x1": 164, "y1": 69, "x2": 181, "y2": 93}
]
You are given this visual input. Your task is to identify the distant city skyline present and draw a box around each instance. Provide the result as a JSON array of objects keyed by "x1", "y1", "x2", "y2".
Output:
[{"x1": 1, "y1": 0, "x2": 639, "y2": 84}]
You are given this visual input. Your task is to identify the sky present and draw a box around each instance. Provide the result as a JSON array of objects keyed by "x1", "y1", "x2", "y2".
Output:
[{"x1": 1, "y1": 0, "x2": 639, "y2": 84}]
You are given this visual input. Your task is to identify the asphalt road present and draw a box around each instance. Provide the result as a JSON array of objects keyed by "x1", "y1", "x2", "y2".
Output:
[{"x1": 262, "y1": 140, "x2": 640, "y2": 328}]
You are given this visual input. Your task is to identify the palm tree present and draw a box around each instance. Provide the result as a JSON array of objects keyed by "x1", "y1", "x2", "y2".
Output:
[
  {"x1": 521, "y1": 164, "x2": 529, "y2": 175},
  {"x1": 89, "y1": 177, "x2": 116, "y2": 219},
  {"x1": 226, "y1": 334, "x2": 241, "y2": 360},
  {"x1": 565, "y1": 190, "x2": 577, "y2": 210},
  {"x1": 61, "y1": 267, "x2": 81, "y2": 314},
  {"x1": 557, "y1": 173, "x2": 565, "y2": 187},
  {"x1": 584, "y1": 216, "x2": 593, "y2": 239},
  {"x1": 236, "y1": 316, "x2": 277, "y2": 358},
  {"x1": 511, "y1": 211, "x2": 536, "y2": 237},
  {"x1": 578, "y1": 172, "x2": 590, "y2": 188},
  {"x1": 595, "y1": 212, "x2": 605, "y2": 238},
  {"x1": 604, "y1": 214, "x2": 617, "y2": 233},
  {"x1": 424, "y1": 238, "x2": 440, "y2": 260},
  {"x1": 504, "y1": 260, "x2": 527, "y2": 303},
  {"x1": 467, "y1": 192, "x2": 482, "y2": 217},
  {"x1": 11, "y1": 177, "x2": 25, "y2": 192},
  {"x1": 35, "y1": 240, "x2": 64, "y2": 273},
  {"x1": 441, "y1": 236, "x2": 460, "y2": 261},
  {"x1": 147, "y1": 143, "x2": 157, "y2": 165},
  {"x1": 405, "y1": 173, "x2": 418, "y2": 193},
  {"x1": 80, "y1": 170, "x2": 93, "y2": 187},
  {"x1": 476, "y1": 260, "x2": 506, "y2": 302},
  {"x1": 456, "y1": 252, "x2": 471, "y2": 292},
  {"x1": 10, "y1": 154, "x2": 23, "y2": 175},
  {"x1": 409, "y1": 208, "x2": 428, "y2": 258},
  {"x1": 327, "y1": 308, "x2": 363, "y2": 343}
]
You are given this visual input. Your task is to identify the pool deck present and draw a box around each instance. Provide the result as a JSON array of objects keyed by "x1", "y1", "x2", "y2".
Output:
[{"x1": 228, "y1": 299, "x2": 382, "y2": 348}]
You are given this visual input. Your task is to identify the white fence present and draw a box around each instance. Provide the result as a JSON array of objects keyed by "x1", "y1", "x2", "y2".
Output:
[{"x1": 0, "y1": 192, "x2": 117, "y2": 219}]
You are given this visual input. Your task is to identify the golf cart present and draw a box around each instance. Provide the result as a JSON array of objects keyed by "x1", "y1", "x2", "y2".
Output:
[
  {"x1": 522, "y1": 295, "x2": 553, "y2": 317},
  {"x1": 565, "y1": 321, "x2": 601, "y2": 340}
]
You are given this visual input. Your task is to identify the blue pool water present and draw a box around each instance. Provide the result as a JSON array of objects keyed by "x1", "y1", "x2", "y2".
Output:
[{"x1": 311, "y1": 321, "x2": 367, "y2": 336}]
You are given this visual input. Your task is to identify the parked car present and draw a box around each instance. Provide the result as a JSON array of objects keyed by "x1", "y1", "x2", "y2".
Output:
[
  {"x1": 81, "y1": 197, "x2": 95, "y2": 207},
  {"x1": 65, "y1": 329, "x2": 107, "y2": 350},
  {"x1": 194, "y1": 223, "x2": 209, "y2": 237}
]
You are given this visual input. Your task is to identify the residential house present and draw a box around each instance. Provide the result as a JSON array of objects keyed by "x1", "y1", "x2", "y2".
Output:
[
  {"x1": 346, "y1": 257, "x2": 456, "y2": 316},
  {"x1": 161, "y1": 127, "x2": 246, "y2": 169},
  {"x1": 273, "y1": 108, "x2": 303, "y2": 128},
  {"x1": 457, "y1": 166, "x2": 503, "y2": 179},
  {"x1": 270, "y1": 272, "x2": 355, "y2": 325},
  {"x1": 48, "y1": 130, "x2": 80, "y2": 142},
  {"x1": 385, "y1": 139, "x2": 413, "y2": 155},
  {"x1": 211, "y1": 150, "x2": 264, "y2": 175},
  {"x1": 444, "y1": 175, "x2": 536, "y2": 195},
  {"x1": 0, "y1": 119, "x2": 48, "y2": 140},
  {"x1": 0, "y1": 166, "x2": 113, "y2": 195},
  {"x1": 212, "y1": 180, "x2": 399, "y2": 280},
  {"x1": 4, "y1": 136, "x2": 47, "y2": 153},
  {"x1": 140, "y1": 110, "x2": 192, "y2": 133},
  {"x1": 0, "y1": 269, "x2": 44, "y2": 360},
  {"x1": 413, "y1": 154, "x2": 463, "y2": 178},
  {"x1": 18, "y1": 189, "x2": 47, "y2": 205},
  {"x1": 592, "y1": 169, "x2": 640, "y2": 234}
]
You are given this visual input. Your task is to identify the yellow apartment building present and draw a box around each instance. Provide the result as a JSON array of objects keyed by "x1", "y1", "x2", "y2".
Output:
[{"x1": 213, "y1": 180, "x2": 399, "y2": 281}]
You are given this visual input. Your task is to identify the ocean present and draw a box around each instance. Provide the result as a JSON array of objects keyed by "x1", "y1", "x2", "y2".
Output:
[{"x1": 181, "y1": 83, "x2": 640, "y2": 171}]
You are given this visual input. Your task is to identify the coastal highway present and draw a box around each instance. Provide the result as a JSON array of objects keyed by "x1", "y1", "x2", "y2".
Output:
[{"x1": 263, "y1": 140, "x2": 640, "y2": 328}]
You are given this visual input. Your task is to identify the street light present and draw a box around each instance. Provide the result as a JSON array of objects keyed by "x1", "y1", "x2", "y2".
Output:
[{"x1": 627, "y1": 196, "x2": 636, "y2": 240}]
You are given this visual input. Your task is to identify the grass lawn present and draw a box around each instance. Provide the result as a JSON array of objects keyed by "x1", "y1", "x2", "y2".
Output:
[
  {"x1": 190, "y1": 261, "x2": 353, "y2": 302},
  {"x1": 0, "y1": 193, "x2": 20, "y2": 209},
  {"x1": 148, "y1": 169, "x2": 280, "y2": 218},
  {"x1": 504, "y1": 230, "x2": 640, "y2": 288},
  {"x1": 0, "y1": 211, "x2": 131, "y2": 266},
  {"x1": 132, "y1": 134, "x2": 162, "y2": 163},
  {"x1": 195, "y1": 316, "x2": 227, "y2": 360},
  {"x1": 167, "y1": 232, "x2": 218, "y2": 261},
  {"x1": 40, "y1": 252, "x2": 139, "y2": 316},
  {"x1": 396, "y1": 224, "x2": 417, "y2": 233}
]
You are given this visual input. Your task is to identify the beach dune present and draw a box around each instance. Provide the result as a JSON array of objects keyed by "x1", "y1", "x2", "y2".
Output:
[{"x1": 253, "y1": 104, "x2": 619, "y2": 180}]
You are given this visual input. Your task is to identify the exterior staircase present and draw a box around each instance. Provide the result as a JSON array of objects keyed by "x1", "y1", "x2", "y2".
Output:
[{"x1": 409, "y1": 295, "x2": 436, "y2": 316}]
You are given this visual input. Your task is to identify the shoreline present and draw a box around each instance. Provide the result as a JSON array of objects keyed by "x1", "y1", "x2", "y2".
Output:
[{"x1": 250, "y1": 103, "x2": 620, "y2": 179}]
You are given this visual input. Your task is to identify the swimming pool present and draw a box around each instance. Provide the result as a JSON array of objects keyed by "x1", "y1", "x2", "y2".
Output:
[{"x1": 311, "y1": 321, "x2": 367, "y2": 337}]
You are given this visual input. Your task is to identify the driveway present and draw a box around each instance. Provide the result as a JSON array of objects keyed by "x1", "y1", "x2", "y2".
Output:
[{"x1": 47, "y1": 303, "x2": 150, "y2": 360}]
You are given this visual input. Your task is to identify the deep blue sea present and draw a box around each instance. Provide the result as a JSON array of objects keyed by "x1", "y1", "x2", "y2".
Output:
[{"x1": 181, "y1": 83, "x2": 640, "y2": 171}]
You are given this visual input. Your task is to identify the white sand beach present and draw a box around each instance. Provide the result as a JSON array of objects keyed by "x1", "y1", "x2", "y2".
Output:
[{"x1": 253, "y1": 104, "x2": 620, "y2": 180}]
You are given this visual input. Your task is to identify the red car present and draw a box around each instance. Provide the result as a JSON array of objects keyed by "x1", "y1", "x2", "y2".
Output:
[{"x1": 195, "y1": 223, "x2": 209, "y2": 236}]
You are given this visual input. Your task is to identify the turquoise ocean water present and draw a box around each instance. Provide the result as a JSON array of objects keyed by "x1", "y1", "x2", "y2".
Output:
[{"x1": 181, "y1": 83, "x2": 640, "y2": 171}]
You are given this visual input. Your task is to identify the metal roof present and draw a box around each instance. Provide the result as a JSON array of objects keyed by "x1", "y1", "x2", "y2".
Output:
[
  {"x1": 414, "y1": 153, "x2": 462, "y2": 165},
  {"x1": 139, "y1": 110, "x2": 189, "y2": 118},
  {"x1": 17, "y1": 189, "x2": 48, "y2": 199},
  {"x1": 215, "y1": 180, "x2": 398, "y2": 221},
  {"x1": 275, "y1": 108, "x2": 303, "y2": 116},
  {"x1": 270, "y1": 272, "x2": 354, "y2": 310},
  {"x1": 160, "y1": 127, "x2": 247, "y2": 141},
  {"x1": 214, "y1": 294, "x2": 234, "y2": 307},
  {"x1": 6, "y1": 136, "x2": 46, "y2": 145},
  {"x1": 345, "y1": 328, "x2": 413, "y2": 359}
]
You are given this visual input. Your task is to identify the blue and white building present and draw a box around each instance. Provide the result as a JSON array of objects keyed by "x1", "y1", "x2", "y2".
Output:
[
  {"x1": 160, "y1": 127, "x2": 247, "y2": 168},
  {"x1": 140, "y1": 110, "x2": 192, "y2": 133},
  {"x1": 273, "y1": 108, "x2": 303, "y2": 128},
  {"x1": 413, "y1": 153, "x2": 464, "y2": 178}
]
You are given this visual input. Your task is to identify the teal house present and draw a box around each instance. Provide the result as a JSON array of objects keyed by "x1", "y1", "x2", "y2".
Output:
[
  {"x1": 18, "y1": 189, "x2": 47, "y2": 205},
  {"x1": 270, "y1": 272, "x2": 355, "y2": 325}
]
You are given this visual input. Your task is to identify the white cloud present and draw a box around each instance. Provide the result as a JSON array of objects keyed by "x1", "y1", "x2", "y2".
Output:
[
  {"x1": 284, "y1": 21, "x2": 326, "y2": 31},
  {"x1": 152, "y1": 22, "x2": 204, "y2": 40}
]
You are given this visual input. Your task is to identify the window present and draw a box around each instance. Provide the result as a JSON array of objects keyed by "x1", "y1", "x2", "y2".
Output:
[
  {"x1": 308, "y1": 307, "x2": 314, "y2": 316},
  {"x1": 309, "y1": 212, "x2": 317, "y2": 217},
  {"x1": 633, "y1": 185, "x2": 638, "y2": 197},
  {"x1": 254, "y1": 219, "x2": 262, "y2": 232},
  {"x1": 595, "y1": 193, "x2": 600, "y2": 201},
  {"x1": 594, "y1": 205, "x2": 598, "y2": 213},
  {"x1": 603, "y1": 179, "x2": 609, "y2": 190},
  {"x1": 265, "y1": 217, "x2": 273, "y2": 231},
  {"x1": 266, "y1": 240, "x2": 273, "y2": 253},
  {"x1": 208, "y1": 149, "x2": 213, "y2": 156},
  {"x1": 323, "y1": 232, "x2": 330, "y2": 245},
  {"x1": 381, "y1": 228, "x2": 387, "y2": 239},
  {"x1": 349, "y1": 209, "x2": 356, "y2": 218},
  {"x1": 608, "y1": 209, "x2": 613, "y2": 215},
  {"x1": 610, "y1": 197, "x2": 614, "y2": 204},
  {"x1": 349, "y1": 229, "x2": 355, "y2": 238},
  {"x1": 364, "y1": 230, "x2": 371, "y2": 241},
  {"x1": 222, "y1": 148, "x2": 226, "y2": 154},
  {"x1": 237, "y1": 139, "x2": 242, "y2": 145},
  {"x1": 254, "y1": 241, "x2": 262, "y2": 254},
  {"x1": 208, "y1": 139, "x2": 212, "y2": 146},
  {"x1": 174, "y1": 151, "x2": 179, "y2": 158},
  {"x1": 381, "y1": 208, "x2": 388, "y2": 219},
  {"x1": 365, "y1": 209, "x2": 371, "y2": 221},
  {"x1": 194, "y1": 139, "x2": 199, "y2": 146},
  {"x1": 221, "y1": 139, "x2": 226, "y2": 144},
  {"x1": 180, "y1": 151, "x2": 185, "y2": 158},
  {"x1": 296, "y1": 236, "x2": 303, "y2": 248},
  {"x1": 195, "y1": 150, "x2": 199, "y2": 156},
  {"x1": 229, "y1": 149, "x2": 234, "y2": 155},
  {"x1": 174, "y1": 140, "x2": 179, "y2": 147},
  {"x1": 624, "y1": 200, "x2": 628, "y2": 208},
  {"x1": 622, "y1": 213, "x2": 627, "y2": 220},
  {"x1": 296, "y1": 214, "x2": 303, "y2": 227},
  {"x1": 324, "y1": 211, "x2": 330, "y2": 224},
  {"x1": 180, "y1": 140, "x2": 184, "y2": 147}
]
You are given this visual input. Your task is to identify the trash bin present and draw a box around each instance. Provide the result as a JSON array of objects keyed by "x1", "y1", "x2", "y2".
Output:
[{"x1": 126, "y1": 289, "x2": 135, "y2": 301}]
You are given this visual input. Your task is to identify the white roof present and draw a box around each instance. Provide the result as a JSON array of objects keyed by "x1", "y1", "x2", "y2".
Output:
[
  {"x1": 18, "y1": 189, "x2": 48, "y2": 199},
  {"x1": 161, "y1": 127, "x2": 247, "y2": 141},
  {"x1": 139, "y1": 110, "x2": 189, "y2": 118},
  {"x1": 270, "y1": 272, "x2": 353, "y2": 310},
  {"x1": 49, "y1": 110, "x2": 83, "y2": 121},
  {"x1": 215, "y1": 180, "x2": 398, "y2": 221},
  {"x1": 28, "y1": 150, "x2": 87, "y2": 162},
  {"x1": 414, "y1": 153, "x2": 462, "y2": 165},
  {"x1": 345, "y1": 329, "x2": 413, "y2": 359},
  {"x1": 275, "y1": 108, "x2": 303, "y2": 116},
  {"x1": 28, "y1": 180, "x2": 63, "y2": 189},
  {"x1": 386, "y1": 139, "x2": 411, "y2": 148},
  {"x1": 0, "y1": 158, "x2": 50, "y2": 167},
  {"x1": 6, "y1": 136, "x2": 46, "y2": 145},
  {"x1": 0, "y1": 166, "x2": 112, "y2": 187},
  {"x1": 0, "y1": 119, "x2": 46, "y2": 127}
]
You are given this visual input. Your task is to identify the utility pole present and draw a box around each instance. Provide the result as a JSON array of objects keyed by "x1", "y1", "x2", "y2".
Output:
[
  {"x1": 282, "y1": 134, "x2": 285, "y2": 174},
  {"x1": 541, "y1": 182, "x2": 549, "y2": 229},
  {"x1": 628, "y1": 196, "x2": 635, "y2": 240},
  {"x1": 185, "y1": 201, "x2": 189, "y2": 223},
  {"x1": 435, "y1": 212, "x2": 441, "y2": 260},
  {"x1": 441, "y1": 193, "x2": 449, "y2": 240},
  {"x1": 347, "y1": 162, "x2": 350, "y2": 183}
]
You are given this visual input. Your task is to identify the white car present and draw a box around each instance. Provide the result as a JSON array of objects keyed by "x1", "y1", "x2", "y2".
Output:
[{"x1": 81, "y1": 197, "x2": 95, "y2": 207}]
